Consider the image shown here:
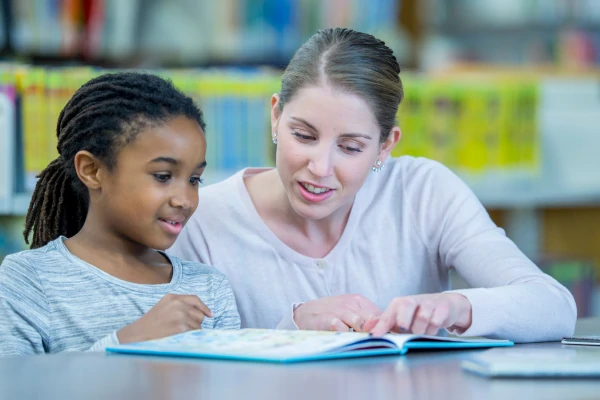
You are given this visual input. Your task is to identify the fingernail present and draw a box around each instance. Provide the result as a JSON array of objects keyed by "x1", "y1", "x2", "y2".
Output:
[{"x1": 369, "y1": 324, "x2": 382, "y2": 336}]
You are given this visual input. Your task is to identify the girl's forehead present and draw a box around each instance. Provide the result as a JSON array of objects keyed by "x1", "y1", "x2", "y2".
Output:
[{"x1": 117, "y1": 117, "x2": 206, "y2": 159}]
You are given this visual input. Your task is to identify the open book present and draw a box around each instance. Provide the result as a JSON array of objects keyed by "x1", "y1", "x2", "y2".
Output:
[{"x1": 106, "y1": 329, "x2": 513, "y2": 363}]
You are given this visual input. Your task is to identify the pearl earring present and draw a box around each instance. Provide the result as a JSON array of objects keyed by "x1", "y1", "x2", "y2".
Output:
[
  {"x1": 372, "y1": 159, "x2": 384, "y2": 172},
  {"x1": 272, "y1": 132, "x2": 278, "y2": 144}
]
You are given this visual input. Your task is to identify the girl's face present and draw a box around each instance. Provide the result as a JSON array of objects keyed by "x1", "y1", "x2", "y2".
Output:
[
  {"x1": 271, "y1": 84, "x2": 399, "y2": 221},
  {"x1": 97, "y1": 116, "x2": 206, "y2": 250}
]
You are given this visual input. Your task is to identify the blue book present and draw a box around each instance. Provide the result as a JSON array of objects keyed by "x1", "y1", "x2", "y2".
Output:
[{"x1": 106, "y1": 329, "x2": 513, "y2": 363}]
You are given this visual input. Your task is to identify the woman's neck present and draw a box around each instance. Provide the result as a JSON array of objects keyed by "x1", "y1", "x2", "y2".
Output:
[{"x1": 246, "y1": 169, "x2": 354, "y2": 258}]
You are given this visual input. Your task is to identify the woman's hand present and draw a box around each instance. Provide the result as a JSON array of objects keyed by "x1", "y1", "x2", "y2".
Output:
[
  {"x1": 363, "y1": 293, "x2": 472, "y2": 337},
  {"x1": 293, "y1": 294, "x2": 382, "y2": 332}
]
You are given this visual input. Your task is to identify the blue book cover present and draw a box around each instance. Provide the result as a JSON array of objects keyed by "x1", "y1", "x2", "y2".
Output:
[{"x1": 106, "y1": 328, "x2": 513, "y2": 363}]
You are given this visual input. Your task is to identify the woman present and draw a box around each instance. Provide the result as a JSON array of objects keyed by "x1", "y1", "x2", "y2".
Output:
[{"x1": 169, "y1": 28, "x2": 576, "y2": 342}]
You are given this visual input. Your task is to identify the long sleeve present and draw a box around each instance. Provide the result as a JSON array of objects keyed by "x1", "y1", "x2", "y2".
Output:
[
  {"x1": 0, "y1": 255, "x2": 121, "y2": 355},
  {"x1": 212, "y1": 275, "x2": 241, "y2": 330},
  {"x1": 86, "y1": 332, "x2": 120, "y2": 352},
  {"x1": 164, "y1": 160, "x2": 576, "y2": 336},
  {"x1": 412, "y1": 161, "x2": 577, "y2": 342},
  {"x1": 0, "y1": 256, "x2": 50, "y2": 356},
  {"x1": 275, "y1": 303, "x2": 303, "y2": 330}
]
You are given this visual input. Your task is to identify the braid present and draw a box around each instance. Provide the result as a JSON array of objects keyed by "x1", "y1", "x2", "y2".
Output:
[
  {"x1": 23, "y1": 72, "x2": 205, "y2": 249},
  {"x1": 23, "y1": 158, "x2": 66, "y2": 247}
]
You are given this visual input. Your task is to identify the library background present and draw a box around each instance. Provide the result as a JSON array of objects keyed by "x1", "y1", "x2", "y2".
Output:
[{"x1": 0, "y1": 0, "x2": 599, "y2": 316}]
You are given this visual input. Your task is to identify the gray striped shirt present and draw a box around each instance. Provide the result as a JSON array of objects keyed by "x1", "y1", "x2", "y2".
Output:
[{"x1": 0, "y1": 237, "x2": 240, "y2": 356}]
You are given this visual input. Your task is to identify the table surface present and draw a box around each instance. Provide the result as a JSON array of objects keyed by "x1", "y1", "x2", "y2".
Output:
[{"x1": 1, "y1": 318, "x2": 599, "y2": 400}]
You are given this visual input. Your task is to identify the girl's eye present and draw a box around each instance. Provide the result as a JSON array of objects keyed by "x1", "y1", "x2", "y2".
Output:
[
  {"x1": 292, "y1": 132, "x2": 315, "y2": 141},
  {"x1": 154, "y1": 173, "x2": 171, "y2": 182},
  {"x1": 189, "y1": 177, "x2": 204, "y2": 186}
]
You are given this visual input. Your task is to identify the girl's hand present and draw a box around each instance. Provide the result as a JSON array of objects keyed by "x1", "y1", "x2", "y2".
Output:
[
  {"x1": 363, "y1": 293, "x2": 472, "y2": 337},
  {"x1": 117, "y1": 293, "x2": 213, "y2": 343},
  {"x1": 293, "y1": 294, "x2": 382, "y2": 332}
]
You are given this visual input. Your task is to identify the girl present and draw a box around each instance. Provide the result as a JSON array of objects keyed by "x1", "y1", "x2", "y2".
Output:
[
  {"x1": 0, "y1": 72, "x2": 240, "y2": 357},
  {"x1": 169, "y1": 28, "x2": 576, "y2": 343}
]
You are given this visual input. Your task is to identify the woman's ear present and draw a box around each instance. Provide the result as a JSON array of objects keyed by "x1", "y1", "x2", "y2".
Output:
[
  {"x1": 379, "y1": 126, "x2": 402, "y2": 160},
  {"x1": 73, "y1": 150, "x2": 104, "y2": 191},
  {"x1": 270, "y1": 93, "x2": 282, "y2": 135}
]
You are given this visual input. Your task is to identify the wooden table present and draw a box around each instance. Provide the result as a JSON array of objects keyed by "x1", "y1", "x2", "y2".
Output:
[{"x1": 1, "y1": 319, "x2": 598, "y2": 400}]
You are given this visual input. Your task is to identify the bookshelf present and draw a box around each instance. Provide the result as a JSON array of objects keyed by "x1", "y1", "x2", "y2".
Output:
[
  {"x1": 0, "y1": 0, "x2": 408, "y2": 69},
  {"x1": 424, "y1": 0, "x2": 600, "y2": 68},
  {"x1": 0, "y1": 82, "x2": 15, "y2": 215},
  {"x1": 2, "y1": 68, "x2": 600, "y2": 210}
]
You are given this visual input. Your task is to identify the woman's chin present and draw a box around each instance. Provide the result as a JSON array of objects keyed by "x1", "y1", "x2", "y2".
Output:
[{"x1": 290, "y1": 200, "x2": 335, "y2": 221}]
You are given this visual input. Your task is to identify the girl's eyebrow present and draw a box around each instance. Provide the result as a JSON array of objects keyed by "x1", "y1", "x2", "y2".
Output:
[
  {"x1": 290, "y1": 116, "x2": 372, "y2": 140},
  {"x1": 149, "y1": 157, "x2": 207, "y2": 169}
]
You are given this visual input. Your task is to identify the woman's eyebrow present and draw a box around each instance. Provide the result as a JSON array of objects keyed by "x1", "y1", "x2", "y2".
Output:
[{"x1": 290, "y1": 117, "x2": 372, "y2": 139}]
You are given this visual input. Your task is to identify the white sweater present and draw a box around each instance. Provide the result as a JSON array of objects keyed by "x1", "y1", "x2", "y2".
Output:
[{"x1": 168, "y1": 156, "x2": 577, "y2": 343}]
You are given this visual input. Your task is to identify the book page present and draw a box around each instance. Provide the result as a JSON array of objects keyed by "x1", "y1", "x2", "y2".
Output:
[
  {"x1": 122, "y1": 329, "x2": 398, "y2": 357},
  {"x1": 381, "y1": 333, "x2": 510, "y2": 348}
]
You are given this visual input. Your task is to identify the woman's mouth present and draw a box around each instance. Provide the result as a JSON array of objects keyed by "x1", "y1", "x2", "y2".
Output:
[{"x1": 298, "y1": 182, "x2": 335, "y2": 203}]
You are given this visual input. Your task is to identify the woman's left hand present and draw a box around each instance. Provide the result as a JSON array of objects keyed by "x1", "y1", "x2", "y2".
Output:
[{"x1": 363, "y1": 293, "x2": 473, "y2": 337}]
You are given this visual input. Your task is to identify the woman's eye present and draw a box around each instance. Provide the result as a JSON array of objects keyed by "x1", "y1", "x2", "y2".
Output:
[
  {"x1": 153, "y1": 174, "x2": 171, "y2": 182},
  {"x1": 292, "y1": 132, "x2": 315, "y2": 141},
  {"x1": 189, "y1": 177, "x2": 204, "y2": 186},
  {"x1": 339, "y1": 144, "x2": 363, "y2": 153}
]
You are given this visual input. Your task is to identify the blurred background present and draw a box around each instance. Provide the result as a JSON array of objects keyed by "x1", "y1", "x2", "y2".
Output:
[{"x1": 0, "y1": 0, "x2": 599, "y2": 317}]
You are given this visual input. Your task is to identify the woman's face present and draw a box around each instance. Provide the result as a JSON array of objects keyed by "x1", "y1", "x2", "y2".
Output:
[{"x1": 271, "y1": 83, "x2": 399, "y2": 221}]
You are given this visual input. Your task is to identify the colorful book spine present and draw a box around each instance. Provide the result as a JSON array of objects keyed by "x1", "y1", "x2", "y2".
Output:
[
  {"x1": 391, "y1": 74, "x2": 540, "y2": 173},
  {"x1": 2, "y1": 65, "x2": 541, "y2": 196}
]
